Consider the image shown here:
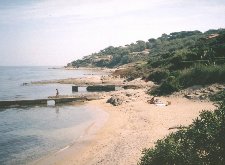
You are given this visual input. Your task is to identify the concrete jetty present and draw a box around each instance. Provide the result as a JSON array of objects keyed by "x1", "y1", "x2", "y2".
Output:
[
  {"x1": 0, "y1": 96, "x2": 98, "y2": 108},
  {"x1": 87, "y1": 85, "x2": 115, "y2": 92},
  {"x1": 0, "y1": 84, "x2": 141, "y2": 108}
]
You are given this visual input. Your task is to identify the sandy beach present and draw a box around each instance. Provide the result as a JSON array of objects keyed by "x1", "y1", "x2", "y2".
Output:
[
  {"x1": 33, "y1": 73, "x2": 216, "y2": 165},
  {"x1": 66, "y1": 93, "x2": 214, "y2": 165}
]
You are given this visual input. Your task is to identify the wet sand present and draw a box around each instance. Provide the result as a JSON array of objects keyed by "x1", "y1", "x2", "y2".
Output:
[{"x1": 31, "y1": 105, "x2": 108, "y2": 165}]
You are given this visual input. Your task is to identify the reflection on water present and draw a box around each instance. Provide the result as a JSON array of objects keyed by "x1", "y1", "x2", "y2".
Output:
[
  {"x1": 55, "y1": 106, "x2": 60, "y2": 114},
  {"x1": 0, "y1": 105, "x2": 94, "y2": 165}
]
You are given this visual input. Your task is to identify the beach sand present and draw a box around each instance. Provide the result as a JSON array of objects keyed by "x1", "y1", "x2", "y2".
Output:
[{"x1": 35, "y1": 86, "x2": 215, "y2": 165}]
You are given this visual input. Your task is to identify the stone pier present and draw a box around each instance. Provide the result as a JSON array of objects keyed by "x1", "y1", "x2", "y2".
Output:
[
  {"x1": 87, "y1": 85, "x2": 115, "y2": 92},
  {"x1": 72, "y1": 86, "x2": 79, "y2": 92},
  {"x1": 0, "y1": 96, "x2": 98, "y2": 108}
]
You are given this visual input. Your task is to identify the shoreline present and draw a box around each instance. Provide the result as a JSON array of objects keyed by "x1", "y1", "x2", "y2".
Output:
[
  {"x1": 35, "y1": 88, "x2": 216, "y2": 165},
  {"x1": 31, "y1": 104, "x2": 109, "y2": 165},
  {"x1": 27, "y1": 68, "x2": 222, "y2": 165}
]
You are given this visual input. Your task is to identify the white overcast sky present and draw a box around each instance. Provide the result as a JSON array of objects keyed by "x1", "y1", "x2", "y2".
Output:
[{"x1": 0, "y1": 0, "x2": 225, "y2": 66}]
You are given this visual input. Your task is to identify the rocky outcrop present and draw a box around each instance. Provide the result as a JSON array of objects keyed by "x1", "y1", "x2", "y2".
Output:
[
  {"x1": 107, "y1": 96, "x2": 124, "y2": 106},
  {"x1": 174, "y1": 84, "x2": 225, "y2": 101}
]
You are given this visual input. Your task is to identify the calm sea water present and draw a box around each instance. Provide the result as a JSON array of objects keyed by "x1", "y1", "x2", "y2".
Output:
[
  {"x1": 0, "y1": 66, "x2": 107, "y2": 165},
  {"x1": 0, "y1": 66, "x2": 105, "y2": 101}
]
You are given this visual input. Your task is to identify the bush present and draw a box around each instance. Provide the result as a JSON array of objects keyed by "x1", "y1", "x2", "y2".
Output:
[
  {"x1": 150, "y1": 75, "x2": 181, "y2": 95},
  {"x1": 147, "y1": 70, "x2": 170, "y2": 84},
  {"x1": 148, "y1": 59, "x2": 168, "y2": 68},
  {"x1": 151, "y1": 65, "x2": 225, "y2": 96},
  {"x1": 179, "y1": 64, "x2": 225, "y2": 87},
  {"x1": 139, "y1": 100, "x2": 225, "y2": 165},
  {"x1": 210, "y1": 91, "x2": 225, "y2": 103}
]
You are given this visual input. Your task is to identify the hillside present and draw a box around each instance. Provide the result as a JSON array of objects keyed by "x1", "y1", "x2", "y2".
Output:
[
  {"x1": 68, "y1": 29, "x2": 225, "y2": 95},
  {"x1": 68, "y1": 29, "x2": 225, "y2": 69},
  {"x1": 67, "y1": 40, "x2": 150, "y2": 68}
]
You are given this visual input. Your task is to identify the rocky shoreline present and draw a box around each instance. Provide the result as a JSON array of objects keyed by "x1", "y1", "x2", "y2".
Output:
[{"x1": 172, "y1": 83, "x2": 225, "y2": 101}]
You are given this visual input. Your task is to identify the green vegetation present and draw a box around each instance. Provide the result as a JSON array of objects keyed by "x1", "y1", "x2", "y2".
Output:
[
  {"x1": 210, "y1": 91, "x2": 225, "y2": 103},
  {"x1": 150, "y1": 64, "x2": 225, "y2": 95},
  {"x1": 69, "y1": 28, "x2": 225, "y2": 95},
  {"x1": 139, "y1": 92, "x2": 225, "y2": 165},
  {"x1": 179, "y1": 65, "x2": 225, "y2": 87},
  {"x1": 146, "y1": 29, "x2": 225, "y2": 95},
  {"x1": 68, "y1": 40, "x2": 149, "y2": 68}
]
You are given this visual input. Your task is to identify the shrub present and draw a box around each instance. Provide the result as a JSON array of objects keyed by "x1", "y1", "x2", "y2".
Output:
[
  {"x1": 210, "y1": 91, "x2": 225, "y2": 103},
  {"x1": 151, "y1": 64, "x2": 225, "y2": 96},
  {"x1": 179, "y1": 64, "x2": 225, "y2": 87},
  {"x1": 150, "y1": 75, "x2": 181, "y2": 95},
  {"x1": 148, "y1": 59, "x2": 168, "y2": 68},
  {"x1": 147, "y1": 70, "x2": 170, "y2": 84}
]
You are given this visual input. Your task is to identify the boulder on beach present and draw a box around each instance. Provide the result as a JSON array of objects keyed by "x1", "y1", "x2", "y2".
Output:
[{"x1": 107, "y1": 96, "x2": 124, "y2": 106}]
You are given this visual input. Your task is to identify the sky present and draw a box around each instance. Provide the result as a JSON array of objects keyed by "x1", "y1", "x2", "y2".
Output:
[{"x1": 0, "y1": 0, "x2": 225, "y2": 66}]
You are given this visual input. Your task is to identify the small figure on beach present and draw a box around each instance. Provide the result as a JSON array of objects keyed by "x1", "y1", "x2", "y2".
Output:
[
  {"x1": 147, "y1": 96, "x2": 171, "y2": 106},
  {"x1": 56, "y1": 89, "x2": 59, "y2": 97},
  {"x1": 148, "y1": 96, "x2": 156, "y2": 104}
]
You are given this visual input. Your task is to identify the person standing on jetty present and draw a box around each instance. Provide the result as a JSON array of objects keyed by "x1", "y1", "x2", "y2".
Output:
[{"x1": 56, "y1": 89, "x2": 59, "y2": 97}]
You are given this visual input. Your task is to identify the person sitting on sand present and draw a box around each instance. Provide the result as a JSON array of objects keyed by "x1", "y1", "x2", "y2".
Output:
[
  {"x1": 148, "y1": 96, "x2": 156, "y2": 104},
  {"x1": 56, "y1": 89, "x2": 59, "y2": 97},
  {"x1": 154, "y1": 98, "x2": 163, "y2": 104},
  {"x1": 148, "y1": 97, "x2": 171, "y2": 106}
]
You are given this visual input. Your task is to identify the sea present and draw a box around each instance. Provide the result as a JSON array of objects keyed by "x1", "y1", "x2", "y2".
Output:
[{"x1": 0, "y1": 66, "x2": 108, "y2": 165}]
